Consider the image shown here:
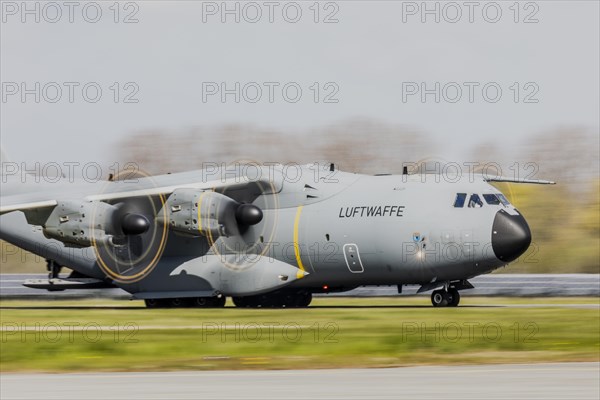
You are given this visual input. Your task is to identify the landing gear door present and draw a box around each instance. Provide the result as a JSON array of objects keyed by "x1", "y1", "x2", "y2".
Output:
[{"x1": 343, "y1": 244, "x2": 364, "y2": 273}]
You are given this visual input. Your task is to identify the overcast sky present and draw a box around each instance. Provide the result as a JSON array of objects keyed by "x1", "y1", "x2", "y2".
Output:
[{"x1": 1, "y1": 1, "x2": 598, "y2": 165}]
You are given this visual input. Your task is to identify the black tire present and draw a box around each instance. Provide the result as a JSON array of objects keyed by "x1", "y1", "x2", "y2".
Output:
[
  {"x1": 235, "y1": 296, "x2": 261, "y2": 308},
  {"x1": 192, "y1": 297, "x2": 210, "y2": 307},
  {"x1": 281, "y1": 294, "x2": 296, "y2": 308},
  {"x1": 144, "y1": 298, "x2": 167, "y2": 308},
  {"x1": 169, "y1": 297, "x2": 189, "y2": 308},
  {"x1": 295, "y1": 292, "x2": 312, "y2": 308},
  {"x1": 431, "y1": 290, "x2": 448, "y2": 307},
  {"x1": 234, "y1": 293, "x2": 308, "y2": 308},
  {"x1": 232, "y1": 297, "x2": 248, "y2": 307},
  {"x1": 263, "y1": 294, "x2": 287, "y2": 308},
  {"x1": 190, "y1": 296, "x2": 226, "y2": 308},
  {"x1": 447, "y1": 288, "x2": 460, "y2": 307}
]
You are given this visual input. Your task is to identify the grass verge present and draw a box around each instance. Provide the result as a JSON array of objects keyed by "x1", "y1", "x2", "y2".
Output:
[{"x1": 1, "y1": 297, "x2": 598, "y2": 372}]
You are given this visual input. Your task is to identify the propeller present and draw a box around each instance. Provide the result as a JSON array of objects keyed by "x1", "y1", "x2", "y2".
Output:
[
  {"x1": 235, "y1": 203, "x2": 263, "y2": 226},
  {"x1": 120, "y1": 213, "x2": 150, "y2": 235},
  {"x1": 93, "y1": 163, "x2": 276, "y2": 280},
  {"x1": 93, "y1": 195, "x2": 168, "y2": 283},
  {"x1": 187, "y1": 191, "x2": 264, "y2": 239},
  {"x1": 176, "y1": 162, "x2": 280, "y2": 273},
  {"x1": 104, "y1": 199, "x2": 153, "y2": 239}
]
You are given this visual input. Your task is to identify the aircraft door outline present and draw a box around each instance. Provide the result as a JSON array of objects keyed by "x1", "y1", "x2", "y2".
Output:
[{"x1": 343, "y1": 243, "x2": 364, "y2": 273}]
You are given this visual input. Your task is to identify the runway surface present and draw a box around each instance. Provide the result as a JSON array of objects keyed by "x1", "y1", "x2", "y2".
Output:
[
  {"x1": 1, "y1": 274, "x2": 599, "y2": 299},
  {"x1": 1, "y1": 362, "x2": 598, "y2": 400}
]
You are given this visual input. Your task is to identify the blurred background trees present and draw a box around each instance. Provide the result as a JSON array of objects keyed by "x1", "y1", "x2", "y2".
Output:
[{"x1": 117, "y1": 118, "x2": 434, "y2": 175}]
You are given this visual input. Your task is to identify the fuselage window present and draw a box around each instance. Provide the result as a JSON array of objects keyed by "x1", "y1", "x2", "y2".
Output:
[
  {"x1": 483, "y1": 194, "x2": 501, "y2": 205},
  {"x1": 496, "y1": 193, "x2": 511, "y2": 206},
  {"x1": 468, "y1": 194, "x2": 483, "y2": 208},
  {"x1": 453, "y1": 193, "x2": 467, "y2": 207}
]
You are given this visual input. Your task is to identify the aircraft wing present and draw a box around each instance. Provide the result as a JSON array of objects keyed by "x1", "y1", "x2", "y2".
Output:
[
  {"x1": 0, "y1": 174, "x2": 278, "y2": 215},
  {"x1": 0, "y1": 172, "x2": 278, "y2": 260},
  {"x1": 484, "y1": 176, "x2": 556, "y2": 185},
  {"x1": 0, "y1": 198, "x2": 59, "y2": 214}
]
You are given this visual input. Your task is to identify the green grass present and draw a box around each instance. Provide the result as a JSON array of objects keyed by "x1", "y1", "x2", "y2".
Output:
[{"x1": 1, "y1": 297, "x2": 598, "y2": 372}]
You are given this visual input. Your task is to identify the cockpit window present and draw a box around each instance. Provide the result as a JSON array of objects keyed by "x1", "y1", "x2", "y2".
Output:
[
  {"x1": 496, "y1": 193, "x2": 511, "y2": 206},
  {"x1": 453, "y1": 193, "x2": 467, "y2": 208},
  {"x1": 468, "y1": 194, "x2": 483, "y2": 208},
  {"x1": 483, "y1": 194, "x2": 501, "y2": 205}
]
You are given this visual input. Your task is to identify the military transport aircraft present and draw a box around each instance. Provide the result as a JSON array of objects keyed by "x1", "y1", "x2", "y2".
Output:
[{"x1": 0, "y1": 160, "x2": 555, "y2": 307}]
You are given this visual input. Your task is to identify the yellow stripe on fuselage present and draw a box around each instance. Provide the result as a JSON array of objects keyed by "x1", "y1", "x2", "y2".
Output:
[
  {"x1": 197, "y1": 191, "x2": 208, "y2": 235},
  {"x1": 293, "y1": 205, "x2": 306, "y2": 278}
]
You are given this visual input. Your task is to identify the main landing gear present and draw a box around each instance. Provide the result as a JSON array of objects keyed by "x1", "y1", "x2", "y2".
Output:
[
  {"x1": 431, "y1": 287, "x2": 460, "y2": 307},
  {"x1": 144, "y1": 296, "x2": 226, "y2": 308},
  {"x1": 232, "y1": 291, "x2": 312, "y2": 308},
  {"x1": 143, "y1": 291, "x2": 313, "y2": 309}
]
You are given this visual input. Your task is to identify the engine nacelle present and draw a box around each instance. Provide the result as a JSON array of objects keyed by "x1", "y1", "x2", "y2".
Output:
[
  {"x1": 158, "y1": 189, "x2": 238, "y2": 238},
  {"x1": 43, "y1": 201, "x2": 116, "y2": 247}
]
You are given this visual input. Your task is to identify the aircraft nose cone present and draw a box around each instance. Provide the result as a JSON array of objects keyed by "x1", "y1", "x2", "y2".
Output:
[{"x1": 491, "y1": 209, "x2": 532, "y2": 263}]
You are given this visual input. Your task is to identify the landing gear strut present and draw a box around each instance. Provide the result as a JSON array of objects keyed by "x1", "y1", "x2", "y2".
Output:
[
  {"x1": 46, "y1": 259, "x2": 61, "y2": 280},
  {"x1": 44, "y1": 259, "x2": 65, "y2": 291},
  {"x1": 431, "y1": 287, "x2": 460, "y2": 307}
]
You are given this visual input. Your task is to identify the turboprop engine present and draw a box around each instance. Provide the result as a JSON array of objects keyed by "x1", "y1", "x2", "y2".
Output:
[
  {"x1": 41, "y1": 200, "x2": 150, "y2": 248},
  {"x1": 157, "y1": 189, "x2": 263, "y2": 238}
]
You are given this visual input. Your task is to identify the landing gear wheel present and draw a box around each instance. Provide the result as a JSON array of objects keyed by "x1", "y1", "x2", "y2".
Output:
[
  {"x1": 281, "y1": 294, "x2": 296, "y2": 308},
  {"x1": 232, "y1": 297, "x2": 249, "y2": 307},
  {"x1": 447, "y1": 288, "x2": 460, "y2": 307},
  {"x1": 192, "y1": 297, "x2": 211, "y2": 307},
  {"x1": 431, "y1": 290, "x2": 449, "y2": 307},
  {"x1": 189, "y1": 296, "x2": 225, "y2": 308},
  {"x1": 144, "y1": 299, "x2": 167, "y2": 308},
  {"x1": 233, "y1": 292, "x2": 311, "y2": 308},
  {"x1": 169, "y1": 298, "x2": 189, "y2": 308},
  {"x1": 191, "y1": 296, "x2": 226, "y2": 307},
  {"x1": 295, "y1": 292, "x2": 312, "y2": 308}
]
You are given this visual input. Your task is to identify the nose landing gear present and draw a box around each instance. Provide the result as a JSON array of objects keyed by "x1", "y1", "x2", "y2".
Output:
[{"x1": 431, "y1": 287, "x2": 460, "y2": 307}]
